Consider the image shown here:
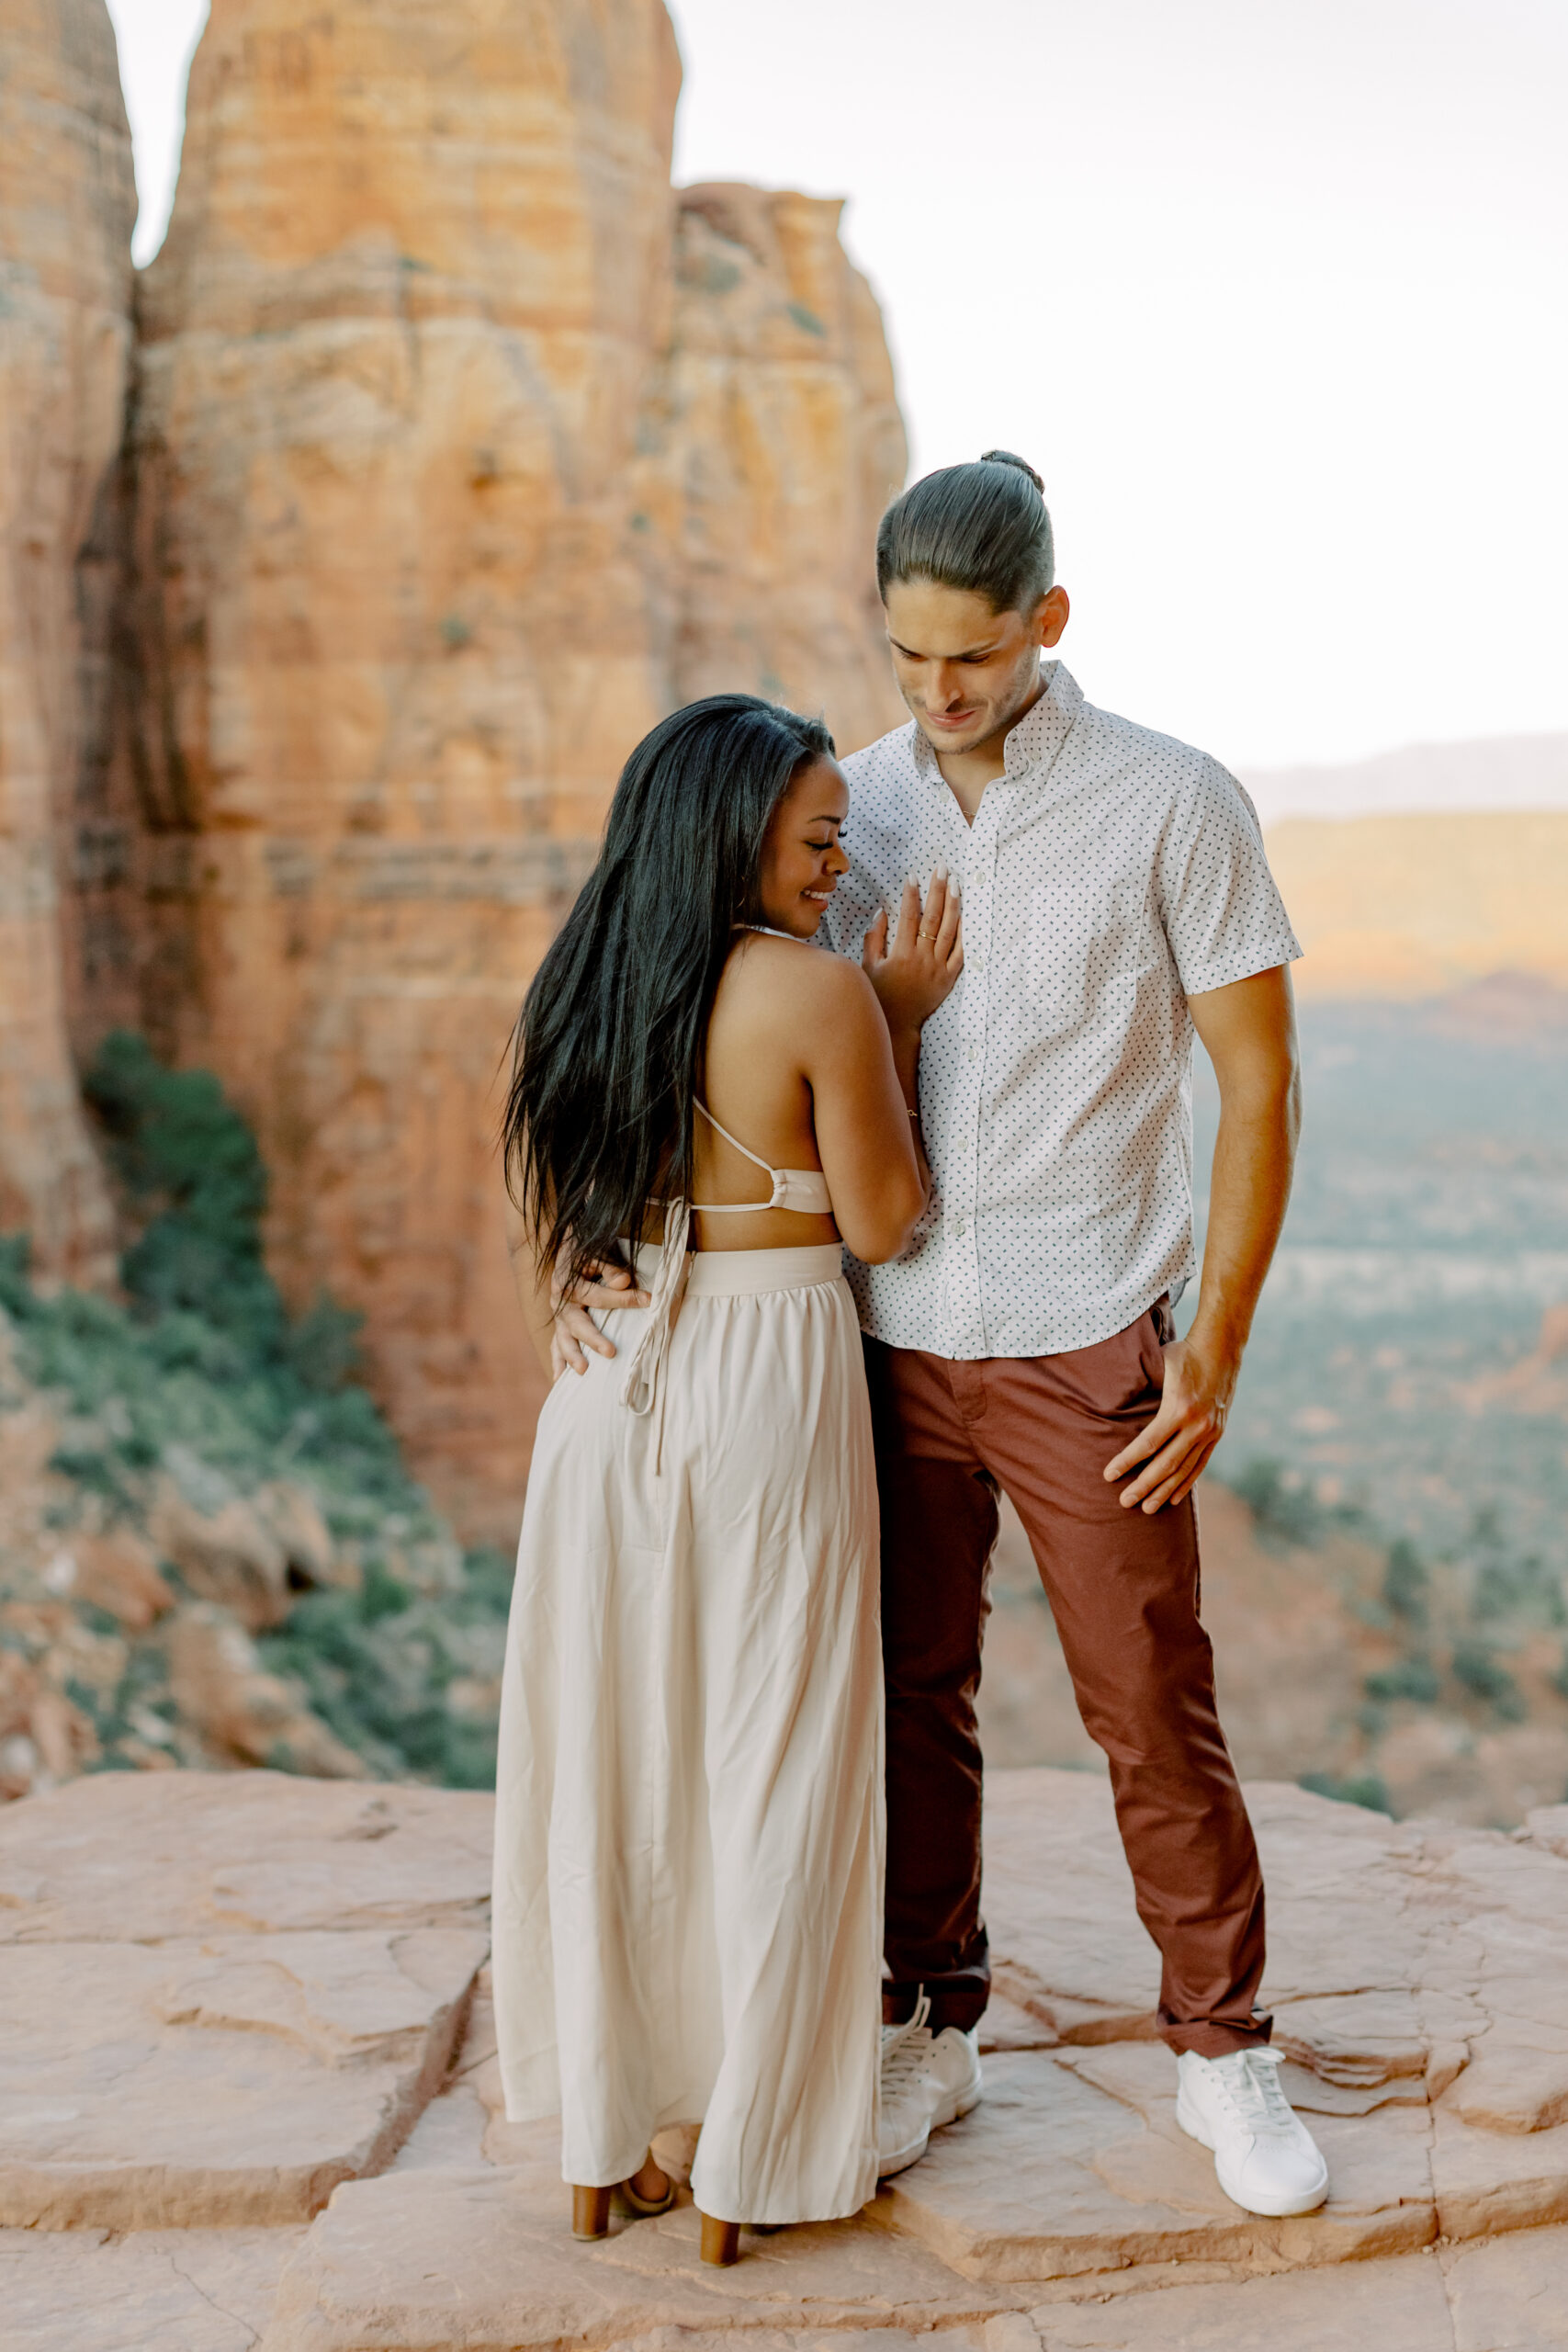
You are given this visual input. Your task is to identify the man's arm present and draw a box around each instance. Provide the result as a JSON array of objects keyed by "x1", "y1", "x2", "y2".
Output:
[{"x1": 1103, "y1": 963, "x2": 1301, "y2": 1512}]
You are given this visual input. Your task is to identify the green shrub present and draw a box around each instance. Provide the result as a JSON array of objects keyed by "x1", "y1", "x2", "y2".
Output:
[
  {"x1": 1224, "y1": 1456, "x2": 1324, "y2": 1548},
  {"x1": 0, "y1": 1233, "x2": 32, "y2": 1317},
  {"x1": 1364, "y1": 1656, "x2": 1440, "y2": 1705},
  {"x1": 1382, "y1": 1538, "x2": 1429, "y2": 1626},
  {"x1": 1299, "y1": 1770, "x2": 1393, "y2": 1815},
  {"x1": 1451, "y1": 1643, "x2": 1527, "y2": 1722},
  {"x1": 1472, "y1": 1555, "x2": 1566, "y2": 1630},
  {"x1": 259, "y1": 1547, "x2": 510, "y2": 1788},
  {"x1": 84, "y1": 1031, "x2": 286, "y2": 1361},
  {"x1": 2, "y1": 1035, "x2": 503, "y2": 1789}
]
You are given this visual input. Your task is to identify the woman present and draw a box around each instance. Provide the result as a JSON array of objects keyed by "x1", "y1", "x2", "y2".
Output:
[{"x1": 491, "y1": 694, "x2": 962, "y2": 2263}]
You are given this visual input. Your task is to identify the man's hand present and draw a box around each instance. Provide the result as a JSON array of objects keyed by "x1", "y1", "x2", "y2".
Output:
[
  {"x1": 549, "y1": 1260, "x2": 651, "y2": 1379},
  {"x1": 1104, "y1": 965, "x2": 1300, "y2": 1513},
  {"x1": 1102, "y1": 1332, "x2": 1236, "y2": 1513}
]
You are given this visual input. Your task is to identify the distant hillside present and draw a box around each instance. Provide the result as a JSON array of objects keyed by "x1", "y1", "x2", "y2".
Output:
[
  {"x1": 1241, "y1": 731, "x2": 1568, "y2": 827},
  {"x1": 1263, "y1": 809, "x2": 1568, "y2": 1001}
]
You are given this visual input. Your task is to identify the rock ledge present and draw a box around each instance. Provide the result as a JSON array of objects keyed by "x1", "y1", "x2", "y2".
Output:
[{"x1": 5, "y1": 1766, "x2": 1568, "y2": 2350}]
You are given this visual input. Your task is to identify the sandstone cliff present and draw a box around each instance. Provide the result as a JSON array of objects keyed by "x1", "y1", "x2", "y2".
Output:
[
  {"x1": 0, "y1": 0, "x2": 133, "y2": 1286},
  {"x1": 637, "y1": 182, "x2": 908, "y2": 750},
  {"x1": 83, "y1": 0, "x2": 906, "y2": 1534}
]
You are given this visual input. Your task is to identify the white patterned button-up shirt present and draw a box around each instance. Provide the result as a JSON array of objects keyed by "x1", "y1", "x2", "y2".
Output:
[{"x1": 821, "y1": 662, "x2": 1302, "y2": 1360}]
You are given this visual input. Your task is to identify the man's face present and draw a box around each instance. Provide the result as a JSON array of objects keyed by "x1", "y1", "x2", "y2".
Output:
[{"x1": 884, "y1": 577, "x2": 1069, "y2": 760}]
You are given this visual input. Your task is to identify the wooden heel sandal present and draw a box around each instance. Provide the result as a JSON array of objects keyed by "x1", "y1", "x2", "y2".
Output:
[
  {"x1": 698, "y1": 2211, "x2": 741, "y2": 2267},
  {"x1": 571, "y1": 2184, "x2": 612, "y2": 2241},
  {"x1": 614, "y1": 2174, "x2": 677, "y2": 2220}
]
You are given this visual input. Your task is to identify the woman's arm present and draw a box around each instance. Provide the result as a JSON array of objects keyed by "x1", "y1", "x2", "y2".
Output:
[{"x1": 807, "y1": 873, "x2": 963, "y2": 1262}]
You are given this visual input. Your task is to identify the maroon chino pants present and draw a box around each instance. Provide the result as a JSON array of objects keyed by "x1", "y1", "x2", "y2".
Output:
[{"x1": 864, "y1": 1301, "x2": 1269, "y2": 2057}]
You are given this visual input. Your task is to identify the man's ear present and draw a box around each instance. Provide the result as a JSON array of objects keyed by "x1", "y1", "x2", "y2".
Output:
[{"x1": 1035, "y1": 586, "x2": 1070, "y2": 650}]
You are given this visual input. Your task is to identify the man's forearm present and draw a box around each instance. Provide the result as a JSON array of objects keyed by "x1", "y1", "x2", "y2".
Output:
[
  {"x1": 1189, "y1": 1080, "x2": 1299, "y2": 1364},
  {"x1": 1185, "y1": 963, "x2": 1302, "y2": 1372}
]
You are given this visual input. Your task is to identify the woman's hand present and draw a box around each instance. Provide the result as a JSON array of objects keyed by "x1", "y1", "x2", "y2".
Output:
[{"x1": 861, "y1": 871, "x2": 964, "y2": 1037}]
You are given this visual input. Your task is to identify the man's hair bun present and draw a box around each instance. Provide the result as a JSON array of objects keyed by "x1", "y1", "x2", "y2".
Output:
[
  {"x1": 979, "y1": 449, "x2": 1044, "y2": 494},
  {"x1": 876, "y1": 450, "x2": 1055, "y2": 614}
]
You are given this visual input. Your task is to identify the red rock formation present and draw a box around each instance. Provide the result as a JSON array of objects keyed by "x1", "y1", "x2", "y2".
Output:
[
  {"x1": 637, "y1": 183, "x2": 908, "y2": 750},
  {"x1": 0, "y1": 0, "x2": 133, "y2": 1285},
  {"x1": 108, "y1": 0, "x2": 684, "y2": 1536},
  {"x1": 95, "y1": 0, "x2": 907, "y2": 1534}
]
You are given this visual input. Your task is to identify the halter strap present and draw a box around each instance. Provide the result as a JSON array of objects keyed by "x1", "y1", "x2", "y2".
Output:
[
  {"x1": 692, "y1": 1102, "x2": 831, "y2": 1215},
  {"x1": 695, "y1": 1100, "x2": 773, "y2": 1178}
]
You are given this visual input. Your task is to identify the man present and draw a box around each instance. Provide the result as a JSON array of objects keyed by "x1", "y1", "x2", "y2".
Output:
[
  {"x1": 552, "y1": 449, "x2": 1326, "y2": 2222},
  {"x1": 825, "y1": 449, "x2": 1324, "y2": 2221}
]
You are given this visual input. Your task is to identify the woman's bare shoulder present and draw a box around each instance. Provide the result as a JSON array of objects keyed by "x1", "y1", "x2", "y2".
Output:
[{"x1": 728, "y1": 933, "x2": 874, "y2": 1016}]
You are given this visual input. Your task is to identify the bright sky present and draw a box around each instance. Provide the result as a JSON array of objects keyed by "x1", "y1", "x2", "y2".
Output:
[{"x1": 108, "y1": 0, "x2": 1568, "y2": 773}]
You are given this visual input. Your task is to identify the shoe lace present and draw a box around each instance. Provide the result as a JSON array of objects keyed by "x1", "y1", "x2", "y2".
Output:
[
  {"x1": 1213, "y1": 2047, "x2": 1294, "y2": 2132},
  {"x1": 881, "y1": 1991, "x2": 933, "y2": 2093}
]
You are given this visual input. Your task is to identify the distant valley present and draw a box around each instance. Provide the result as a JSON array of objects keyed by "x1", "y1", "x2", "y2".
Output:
[{"x1": 981, "y1": 978, "x2": 1568, "y2": 1828}]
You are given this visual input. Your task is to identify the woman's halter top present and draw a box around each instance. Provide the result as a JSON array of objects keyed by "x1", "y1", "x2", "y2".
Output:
[
  {"x1": 691, "y1": 1102, "x2": 832, "y2": 1216},
  {"x1": 690, "y1": 925, "x2": 832, "y2": 1217}
]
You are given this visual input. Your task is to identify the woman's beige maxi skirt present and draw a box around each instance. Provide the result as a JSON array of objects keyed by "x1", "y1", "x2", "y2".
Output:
[{"x1": 491, "y1": 1238, "x2": 884, "y2": 2226}]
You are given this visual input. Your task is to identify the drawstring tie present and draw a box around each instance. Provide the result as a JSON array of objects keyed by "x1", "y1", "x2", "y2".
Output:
[{"x1": 618, "y1": 1202, "x2": 691, "y2": 1472}]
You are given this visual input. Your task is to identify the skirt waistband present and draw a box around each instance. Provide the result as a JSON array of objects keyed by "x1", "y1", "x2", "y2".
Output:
[{"x1": 634, "y1": 1242, "x2": 844, "y2": 1297}]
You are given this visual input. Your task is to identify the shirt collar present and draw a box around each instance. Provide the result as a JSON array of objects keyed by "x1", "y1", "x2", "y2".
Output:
[{"x1": 910, "y1": 661, "x2": 1083, "y2": 790}]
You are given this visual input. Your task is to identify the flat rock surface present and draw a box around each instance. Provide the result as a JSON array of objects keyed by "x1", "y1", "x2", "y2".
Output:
[
  {"x1": 1022, "y1": 2252, "x2": 1459, "y2": 2348},
  {"x1": 1, "y1": 2226, "x2": 307, "y2": 2352},
  {"x1": 1440, "y1": 2221, "x2": 1568, "y2": 2350},
  {"x1": 0, "y1": 1770, "x2": 493, "y2": 1942},
  {"x1": 12, "y1": 1764, "x2": 1568, "y2": 2348},
  {"x1": 0, "y1": 1774, "x2": 491, "y2": 2228},
  {"x1": 874, "y1": 2044, "x2": 1433, "y2": 2283},
  {"x1": 0, "y1": 1927, "x2": 487, "y2": 2228}
]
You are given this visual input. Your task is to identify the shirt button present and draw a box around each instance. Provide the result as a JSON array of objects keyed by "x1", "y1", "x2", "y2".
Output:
[
  {"x1": 966, "y1": 1044, "x2": 980, "y2": 1064},
  {"x1": 953, "y1": 1216, "x2": 968, "y2": 1237}
]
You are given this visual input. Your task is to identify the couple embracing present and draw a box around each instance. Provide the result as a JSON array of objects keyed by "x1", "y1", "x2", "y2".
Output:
[{"x1": 491, "y1": 453, "x2": 1327, "y2": 2263}]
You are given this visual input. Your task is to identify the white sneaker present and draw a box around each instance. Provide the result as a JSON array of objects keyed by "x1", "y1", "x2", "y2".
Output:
[
  {"x1": 1177, "y1": 2047, "x2": 1329, "y2": 2216},
  {"x1": 877, "y1": 1993, "x2": 984, "y2": 2178}
]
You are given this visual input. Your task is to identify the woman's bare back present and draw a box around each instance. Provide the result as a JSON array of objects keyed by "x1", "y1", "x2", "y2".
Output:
[{"x1": 692, "y1": 932, "x2": 841, "y2": 1253}]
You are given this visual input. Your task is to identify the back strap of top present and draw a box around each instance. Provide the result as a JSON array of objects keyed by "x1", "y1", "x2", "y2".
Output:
[{"x1": 692, "y1": 1102, "x2": 832, "y2": 1216}]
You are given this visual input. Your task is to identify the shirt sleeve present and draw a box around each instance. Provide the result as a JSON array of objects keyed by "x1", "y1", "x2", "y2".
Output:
[{"x1": 1156, "y1": 756, "x2": 1303, "y2": 997}]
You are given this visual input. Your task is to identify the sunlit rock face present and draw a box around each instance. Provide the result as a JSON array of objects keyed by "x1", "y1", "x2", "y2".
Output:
[
  {"x1": 0, "y1": 0, "x2": 133, "y2": 1285},
  {"x1": 115, "y1": 0, "x2": 682, "y2": 1536},
  {"x1": 101, "y1": 3, "x2": 908, "y2": 1536},
  {"x1": 637, "y1": 182, "x2": 908, "y2": 753}
]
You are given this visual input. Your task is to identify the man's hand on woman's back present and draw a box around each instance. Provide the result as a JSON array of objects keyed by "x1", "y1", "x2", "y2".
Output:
[{"x1": 550, "y1": 1260, "x2": 650, "y2": 1376}]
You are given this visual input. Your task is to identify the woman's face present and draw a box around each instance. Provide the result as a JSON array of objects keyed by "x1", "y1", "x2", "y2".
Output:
[{"x1": 755, "y1": 757, "x2": 851, "y2": 937}]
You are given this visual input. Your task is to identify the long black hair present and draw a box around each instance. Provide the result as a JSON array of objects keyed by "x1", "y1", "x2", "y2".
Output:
[
  {"x1": 504, "y1": 694, "x2": 834, "y2": 1290},
  {"x1": 875, "y1": 449, "x2": 1054, "y2": 615}
]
